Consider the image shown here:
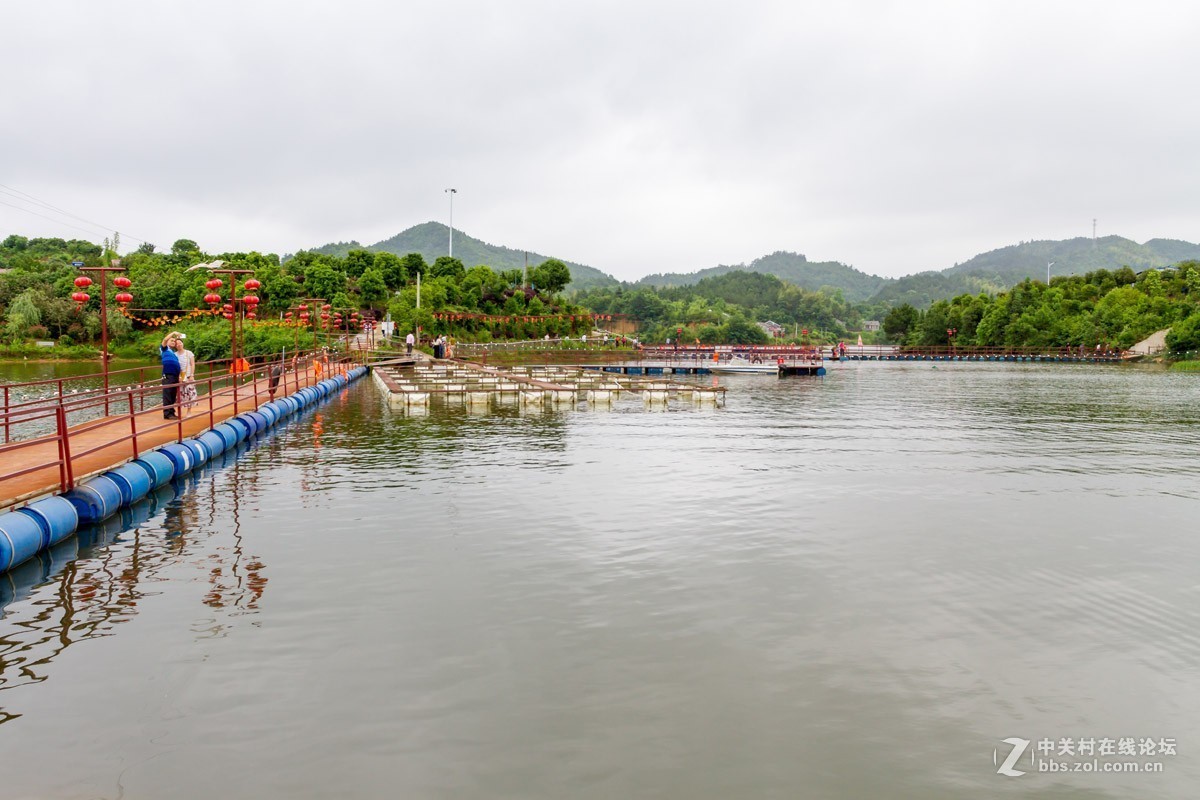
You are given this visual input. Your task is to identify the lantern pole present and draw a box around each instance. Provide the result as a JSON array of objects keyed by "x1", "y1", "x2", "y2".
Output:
[
  {"x1": 205, "y1": 267, "x2": 255, "y2": 373},
  {"x1": 76, "y1": 261, "x2": 129, "y2": 415}
]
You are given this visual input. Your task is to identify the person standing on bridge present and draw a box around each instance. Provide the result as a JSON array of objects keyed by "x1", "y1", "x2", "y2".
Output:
[
  {"x1": 173, "y1": 333, "x2": 198, "y2": 419},
  {"x1": 405, "y1": 331, "x2": 415, "y2": 356},
  {"x1": 160, "y1": 332, "x2": 182, "y2": 419}
]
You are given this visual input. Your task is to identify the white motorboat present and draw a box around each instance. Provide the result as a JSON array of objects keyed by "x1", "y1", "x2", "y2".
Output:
[{"x1": 708, "y1": 356, "x2": 780, "y2": 374}]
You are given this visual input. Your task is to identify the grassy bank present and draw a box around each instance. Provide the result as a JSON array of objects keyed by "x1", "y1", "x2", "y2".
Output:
[
  {"x1": 0, "y1": 343, "x2": 102, "y2": 361},
  {"x1": 1169, "y1": 360, "x2": 1200, "y2": 372}
]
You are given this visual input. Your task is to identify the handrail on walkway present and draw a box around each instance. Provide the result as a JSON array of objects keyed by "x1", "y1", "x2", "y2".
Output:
[{"x1": 0, "y1": 349, "x2": 362, "y2": 508}]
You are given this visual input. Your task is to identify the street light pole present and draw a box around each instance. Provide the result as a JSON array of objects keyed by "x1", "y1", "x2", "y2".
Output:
[
  {"x1": 1047, "y1": 261, "x2": 1055, "y2": 285},
  {"x1": 445, "y1": 188, "x2": 457, "y2": 257}
]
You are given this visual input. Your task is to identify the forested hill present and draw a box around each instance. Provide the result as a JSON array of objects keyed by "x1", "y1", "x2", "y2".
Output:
[
  {"x1": 636, "y1": 251, "x2": 887, "y2": 303},
  {"x1": 301, "y1": 223, "x2": 619, "y2": 291},
  {"x1": 943, "y1": 236, "x2": 1200, "y2": 283}
]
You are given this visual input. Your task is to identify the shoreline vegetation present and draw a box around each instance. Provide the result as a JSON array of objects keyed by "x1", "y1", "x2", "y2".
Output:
[{"x1": 4, "y1": 233, "x2": 1200, "y2": 363}]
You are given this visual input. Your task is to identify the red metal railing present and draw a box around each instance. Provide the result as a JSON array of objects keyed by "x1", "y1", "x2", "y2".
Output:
[{"x1": 0, "y1": 350, "x2": 358, "y2": 508}]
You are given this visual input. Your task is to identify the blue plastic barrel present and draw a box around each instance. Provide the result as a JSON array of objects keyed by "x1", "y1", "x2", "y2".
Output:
[
  {"x1": 158, "y1": 443, "x2": 195, "y2": 477},
  {"x1": 213, "y1": 422, "x2": 242, "y2": 448},
  {"x1": 197, "y1": 430, "x2": 227, "y2": 458},
  {"x1": 105, "y1": 462, "x2": 153, "y2": 506},
  {"x1": 230, "y1": 415, "x2": 258, "y2": 439},
  {"x1": 180, "y1": 438, "x2": 209, "y2": 468},
  {"x1": 132, "y1": 450, "x2": 175, "y2": 489},
  {"x1": 0, "y1": 509, "x2": 49, "y2": 571},
  {"x1": 247, "y1": 410, "x2": 269, "y2": 433},
  {"x1": 62, "y1": 475, "x2": 124, "y2": 524},
  {"x1": 255, "y1": 403, "x2": 277, "y2": 427},
  {"x1": 14, "y1": 496, "x2": 79, "y2": 548},
  {"x1": 218, "y1": 419, "x2": 248, "y2": 445}
]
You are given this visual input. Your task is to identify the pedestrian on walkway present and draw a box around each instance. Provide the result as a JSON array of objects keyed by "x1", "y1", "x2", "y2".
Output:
[
  {"x1": 160, "y1": 332, "x2": 182, "y2": 419},
  {"x1": 405, "y1": 331, "x2": 415, "y2": 355}
]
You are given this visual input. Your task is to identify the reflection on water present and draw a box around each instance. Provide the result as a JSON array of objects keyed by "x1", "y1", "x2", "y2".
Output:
[
  {"x1": 0, "y1": 442, "x2": 271, "y2": 725},
  {"x1": 0, "y1": 363, "x2": 1199, "y2": 799}
]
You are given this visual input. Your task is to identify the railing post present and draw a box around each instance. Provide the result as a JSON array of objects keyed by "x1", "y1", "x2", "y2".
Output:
[
  {"x1": 208, "y1": 376, "x2": 215, "y2": 430},
  {"x1": 56, "y1": 404, "x2": 75, "y2": 492},
  {"x1": 3, "y1": 385, "x2": 8, "y2": 443},
  {"x1": 128, "y1": 389, "x2": 139, "y2": 458}
]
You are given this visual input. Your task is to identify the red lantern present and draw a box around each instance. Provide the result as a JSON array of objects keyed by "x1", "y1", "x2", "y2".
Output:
[
  {"x1": 115, "y1": 292, "x2": 133, "y2": 304},
  {"x1": 71, "y1": 291, "x2": 90, "y2": 304},
  {"x1": 114, "y1": 276, "x2": 132, "y2": 289},
  {"x1": 321, "y1": 303, "x2": 331, "y2": 311},
  {"x1": 204, "y1": 293, "x2": 221, "y2": 305},
  {"x1": 74, "y1": 276, "x2": 92, "y2": 289},
  {"x1": 223, "y1": 312, "x2": 234, "y2": 320},
  {"x1": 246, "y1": 311, "x2": 257, "y2": 320},
  {"x1": 298, "y1": 303, "x2": 308, "y2": 311},
  {"x1": 242, "y1": 295, "x2": 260, "y2": 306},
  {"x1": 284, "y1": 311, "x2": 293, "y2": 319},
  {"x1": 320, "y1": 312, "x2": 330, "y2": 320},
  {"x1": 244, "y1": 279, "x2": 261, "y2": 291},
  {"x1": 205, "y1": 278, "x2": 223, "y2": 290},
  {"x1": 223, "y1": 303, "x2": 234, "y2": 312}
]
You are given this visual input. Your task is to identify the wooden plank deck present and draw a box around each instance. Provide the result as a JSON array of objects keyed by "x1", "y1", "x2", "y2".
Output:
[{"x1": 0, "y1": 366, "x2": 323, "y2": 511}]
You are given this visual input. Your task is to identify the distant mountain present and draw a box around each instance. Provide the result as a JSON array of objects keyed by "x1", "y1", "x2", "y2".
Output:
[
  {"x1": 636, "y1": 251, "x2": 887, "y2": 303},
  {"x1": 297, "y1": 228, "x2": 1200, "y2": 308},
  {"x1": 942, "y1": 236, "x2": 1200, "y2": 283},
  {"x1": 302, "y1": 223, "x2": 619, "y2": 291}
]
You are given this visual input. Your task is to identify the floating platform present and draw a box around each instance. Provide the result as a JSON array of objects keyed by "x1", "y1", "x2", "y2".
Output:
[{"x1": 372, "y1": 359, "x2": 726, "y2": 410}]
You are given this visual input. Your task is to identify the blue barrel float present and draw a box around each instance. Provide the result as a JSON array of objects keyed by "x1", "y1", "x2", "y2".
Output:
[
  {"x1": 197, "y1": 429, "x2": 227, "y2": 459},
  {"x1": 133, "y1": 450, "x2": 176, "y2": 489},
  {"x1": 103, "y1": 462, "x2": 153, "y2": 506},
  {"x1": 229, "y1": 415, "x2": 257, "y2": 440},
  {"x1": 1, "y1": 364, "x2": 368, "y2": 575},
  {"x1": 60, "y1": 474, "x2": 123, "y2": 524},
  {"x1": 213, "y1": 421, "x2": 242, "y2": 449},
  {"x1": 158, "y1": 443, "x2": 196, "y2": 477},
  {"x1": 16, "y1": 496, "x2": 78, "y2": 549},
  {"x1": 180, "y1": 437, "x2": 210, "y2": 469},
  {"x1": 0, "y1": 509, "x2": 53, "y2": 571},
  {"x1": 246, "y1": 410, "x2": 269, "y2": 434}
]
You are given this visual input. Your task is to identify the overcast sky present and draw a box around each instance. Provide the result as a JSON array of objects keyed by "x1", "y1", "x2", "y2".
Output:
[{"x1": 3, "y1": 1, "x2": 1197, "y2": 281}]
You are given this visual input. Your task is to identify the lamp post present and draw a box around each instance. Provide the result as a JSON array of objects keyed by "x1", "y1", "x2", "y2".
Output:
[
  {"x1": 445, "y1": 188, "x2": 457, "y2": 257},
  {"x1": 1047, "y1": 261, "x2": 1055, "y2": 285},
  {"x1": 947, "y1": 327, "x2": 957, "y2": 355},
  {"x1": 73, "y1": 260, "x2": 132, "y2": 413}
]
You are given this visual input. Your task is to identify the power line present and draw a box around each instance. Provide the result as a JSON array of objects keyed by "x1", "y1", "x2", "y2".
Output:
[
  {"x1": 0, "y1": 197, "x2": 110, "y2": 239},
  {"x1": 0, "y1": 182, "x2": 147, "y2": 244}
]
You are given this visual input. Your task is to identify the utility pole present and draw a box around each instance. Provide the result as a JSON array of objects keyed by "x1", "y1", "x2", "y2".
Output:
[{"x1": 445, "y1": 188, "x2": 457, "y2": 257}]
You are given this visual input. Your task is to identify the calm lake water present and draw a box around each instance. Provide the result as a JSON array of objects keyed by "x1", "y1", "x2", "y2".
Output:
[{"x1": 1, "y1": 361, "x2": 1198, "y2": 799}]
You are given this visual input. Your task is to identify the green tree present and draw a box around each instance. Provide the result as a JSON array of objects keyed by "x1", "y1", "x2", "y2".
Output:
[
  {"x1": 400, "y1": 252, "x2": 427, "y2": 280},
  {"x1": 530, "y1": 258, "x2": 572, "y2": 294},
  {"x1": 4, "y1": 288, "x2": 42, "y2": 341},
  {"x1": 304, "y1": 263, "x2": 346, "y2": 303},
  {"x1": 430, "y1": 256, "x2": 465, "y2": 281},
  {"x1": 374, "y1": 252, "x2": 407, "y2": 290},
  {"x1": 344, "y1": 249, "x2": 374, "y2": 278},
  {"x1": 358, "y1": 268, "x2": 388, "y2": 309},
  {"x1": 883, "y1": 304, "x2": 919, "y2": 341}
]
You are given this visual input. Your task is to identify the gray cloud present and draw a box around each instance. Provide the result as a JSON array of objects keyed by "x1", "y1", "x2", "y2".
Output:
[{"x1": 3, "y1": 0, "x2": 1197, "y2": 279}]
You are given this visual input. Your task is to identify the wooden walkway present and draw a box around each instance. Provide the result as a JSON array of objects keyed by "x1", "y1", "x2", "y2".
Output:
[{"x1": 0, "y1": 366, "x2": 325, "y2": 511}]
